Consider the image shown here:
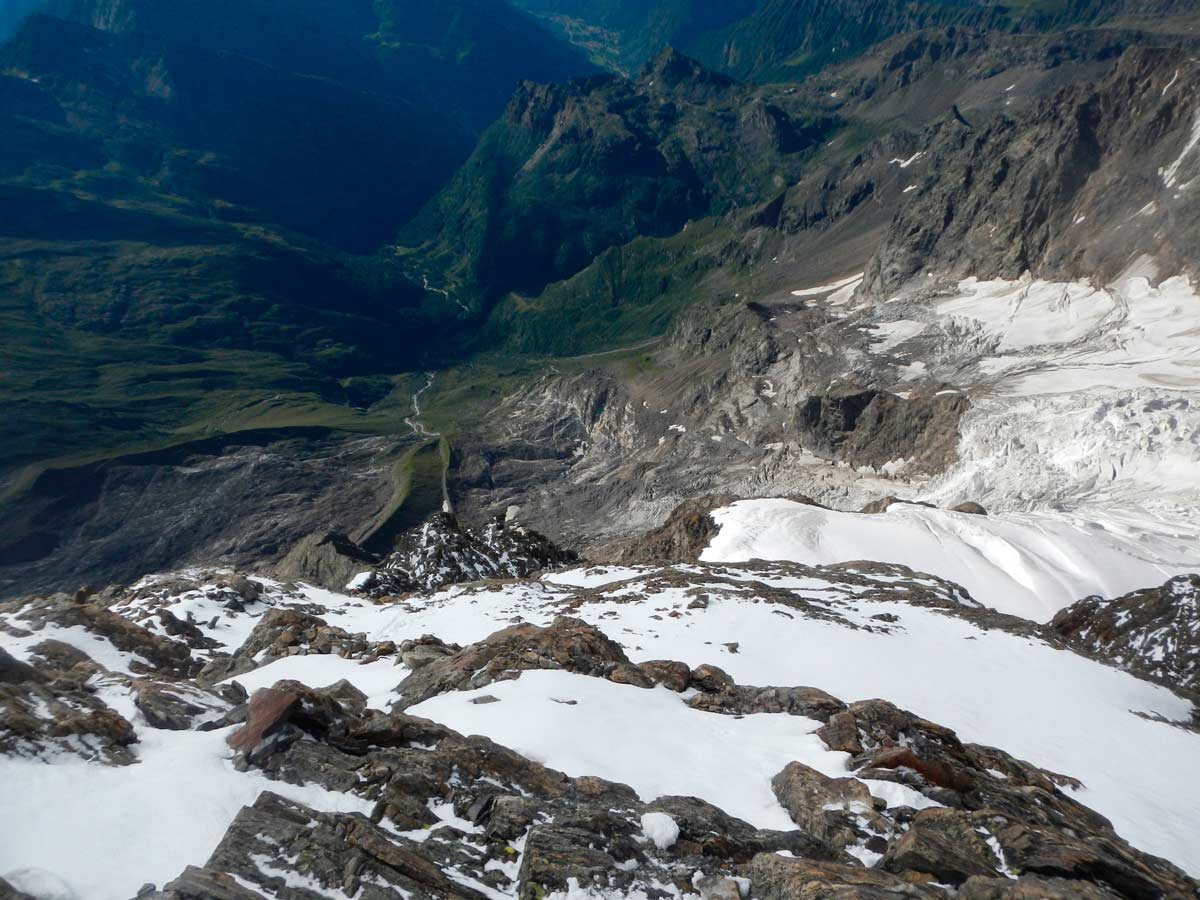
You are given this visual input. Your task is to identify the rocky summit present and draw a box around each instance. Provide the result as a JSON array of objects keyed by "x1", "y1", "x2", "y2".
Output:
[{"x1": 2, "y1": 1, "x2": 1200, "y2": 899}]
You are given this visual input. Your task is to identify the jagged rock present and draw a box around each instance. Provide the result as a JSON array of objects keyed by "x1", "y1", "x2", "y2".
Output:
[
  {"x1": 951, "y1": 502, "x2": 989, "y2": 516},
  {"x1": 517, "y1": 825, "x2": 618, "y2": 900},
  {"x1": 392, "y1": 617, "x2": 630, "y2": 708},
  {"x1": 866, "y1": 746, "x2": 977, "y2": 793},
  {"x1": 154, "y1": 609, "x2": 222, "y2": 652},
  {"x1": 1050, "y1": 574, "x2": 1200, "y2": 699},
  {"x1": 817, "y1": 711, "x2": 863, "y2": 754},
  {"x1": 226, "y1": 688, "x2": 300, "y2": 757},
  {"x1": 367, "y1": 513, "x2": 577, "y2": 595},
  {"x1": 400, "y1": 635, "x2": 461, "y2": 670},
  {"x1": 0, "y1": 642, "x2": 139, "y2": 763},
  {"x1": 690, "y1": 683, "x2": 846, "y2": 722},
  {"x1": 848, "y1": 699, "x2": 977, "y2": 791},
  {"x1": 645, "y1": 795, "x2": 850, "y2": 865},
  {"x1": 608, "y1": 663, "x2": 655, "y2": 688},
  {"x1": 11, "y1": 591, "x2": 1200, "y2": 900},
  {"x1": 0, "y1": 676, "x2": 139, "y2": 763},
  {"x1": 24, "y1": 640, "x2": 95, "y2": 673},
  {"x1": 167, "y1": 791, "x2": 486, "y2": 900},
  {"x1": 860, "y1": 497, "x2": 936, "y2": 515},
  {"x1": 690, "y1": 663, "x2": 735, "y2": 693},
  {"x1": 881, "y1": 808, "x2": 1001, "y2": 884},
  {"x1": 616, "y1": 495, "x2": 739, "y2": 564},
  {"x1": 989, "y1": 821, "x2": 1197, "y2": 900},
  {"x1": 0, "y1": 647, "x2": 40, "y2": 685},
  {"x1": 1, "y1": 593, "x2": 193, "y2": 677},
  {"x1": 234, "y1": 608, "x2": 328, "y2": 659},
  {"x1": 862, "y1": 48, "x2": 1200, "y2": 297},
  {"x1": 746, "y1": 854, "x2": 942, "y2": 899},
  {"x1": 195, "y1": 655, "x2": 258, "y2": 686},
  {"x1": 797, "y1": 389, "x2": 969, "y2": 477},
  {"x1": 771, "y1": 761, "x2": 879, "y2": 849},
  {"x1": 233, "y1": 607, "x2": 383, "y2": 663},
  {"x1": 151, "y1": 866, "x2": 268, "y2": 899},
  {"x1": 339, "y1": 710, "x2": 453, "y2": 752},
  {"x1": 133, "y1": 680, "x2": 235, "y2": 731}
]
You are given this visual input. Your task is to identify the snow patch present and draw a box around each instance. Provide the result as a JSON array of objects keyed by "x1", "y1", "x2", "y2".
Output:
[{"x1": 640, "y1": 812, "x2": 680, "y2": 850}]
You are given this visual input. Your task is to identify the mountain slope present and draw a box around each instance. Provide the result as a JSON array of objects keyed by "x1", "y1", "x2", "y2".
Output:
[
  {"x1": 513, "y1": 0, "x2": 1200, "y2": 79},
  {"x1": 0, "y1": 0, "x2": 598, "y2": 554},
  {"x1": 399, "y1": 48, "x2": 840, "y2": 316}
]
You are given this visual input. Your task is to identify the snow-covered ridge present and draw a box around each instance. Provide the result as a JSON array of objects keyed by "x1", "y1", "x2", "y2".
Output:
[{"x1": 700, "y1": 498, "x2": 1199, "y2": 622}]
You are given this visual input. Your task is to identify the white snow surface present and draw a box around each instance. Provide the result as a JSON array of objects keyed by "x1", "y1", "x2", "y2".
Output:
[
  {"x1": 640, "y1": 813, "x2": 680, "y2": 850},
  {"x1": 790, "y1": 273, "x2": 864, "y2": 297},
  {"x1": 903, "y1": 274, "x2": 1200, "y2": 541},
  {"x1": 935, "y1": 275, "x2": 1200, "y2": 395},
  {"x1": 410, "y1": 670, "x2": 927, "y2": 832},
  {"x1": 701, "y1": 498, "x2": 1197, "y2": 621},
  {"x1": 542, "y1": 566, "x2": 650, "y2": 588}
]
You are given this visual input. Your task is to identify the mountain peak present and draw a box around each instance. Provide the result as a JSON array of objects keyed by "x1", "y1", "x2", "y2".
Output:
[{"x1": 640, "y1": 45, "x2": 733, "y2": 89}]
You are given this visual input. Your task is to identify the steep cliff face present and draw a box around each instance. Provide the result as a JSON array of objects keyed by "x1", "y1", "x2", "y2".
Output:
[
  {"x1": 400, "y1": 48, "x2": 840, "y2": 314},
  {"x1": 861, "y1": 47, "x2": 1200, "y2": 297}
]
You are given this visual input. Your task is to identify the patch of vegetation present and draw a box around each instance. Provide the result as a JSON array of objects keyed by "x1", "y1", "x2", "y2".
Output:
[{"x1": 482, "y1": 218, "x2": 734, "y2": 357}]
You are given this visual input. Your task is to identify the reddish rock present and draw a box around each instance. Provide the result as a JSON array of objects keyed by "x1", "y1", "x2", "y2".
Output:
[
  {"x1": 868, "y1": 746, "x2": 976, "y2": 793},
  {"x1": 227, "y1": 688, "x2": 299, "y2": 754}
]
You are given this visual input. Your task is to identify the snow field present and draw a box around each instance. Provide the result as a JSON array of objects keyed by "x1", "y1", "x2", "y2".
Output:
[{"x1": 701, "y1": 499, "x2": 1198, "y2": 621}]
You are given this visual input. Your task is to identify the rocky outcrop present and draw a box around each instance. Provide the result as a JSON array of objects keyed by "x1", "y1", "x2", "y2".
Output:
[
  {"x1": 392, "y1": 617, "x2": 630, "y2": 708},
  {"x1": 272, "y1": 532, "x2": 379, "y2": 592},
  {"x1": 772, "y1": 761, "x2": 885, "y2": 851},
  {"x1": 362, "y1": 513, "x2": 577, "y2": 595},
  {"x1": 0, "y1": 645, "x2": 138, "y2": 763},
  {"x1": 862, "y1": 48, "x2": 1200, "y2": 297},
  {"x1": 1, "y1": 590, "x2": 194, "y2": 676},
  {"x1": 881, "y1": 808, "x2": 1002, "y2": 884},
  {"x1": 796, "y1": 388, "x2": 969, "y2": 476},
  {"x1": 233, "y1": 608, "x2": 396, "y2": 665},
  {"x1": 748, "y1": 855, "x2": 943, "y2": 899},
  {"x1": 1050, "y1": 574, "x2": 1200, "y2": 701},
  {"x1": 615, "y1": 495, "x2": 739, "y2": 564},
  {"x1": 3, "y1": 565, "x2": 1197, "y2": 900}
]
